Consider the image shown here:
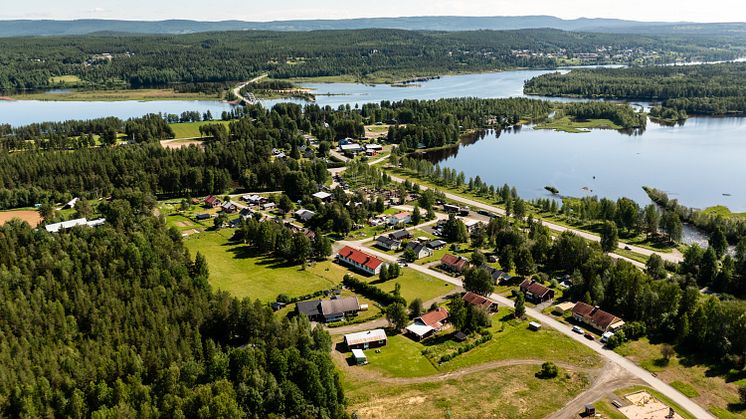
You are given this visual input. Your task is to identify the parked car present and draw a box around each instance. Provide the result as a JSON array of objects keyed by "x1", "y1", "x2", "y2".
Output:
[
  {"x1": 584, "y1": 332, "x2": 595, "y2": 340},
  {"x1": 572, "y1": 326, "x2": 583, "y2": 334}
]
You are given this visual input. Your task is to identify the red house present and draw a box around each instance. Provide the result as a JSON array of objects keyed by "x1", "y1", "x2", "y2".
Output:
[
  {"x1": 440, "y1": 254, "x2": 469, "y2": 274},
  {"x1": 204, "y1": 195, "x2": 221, "y2": 208},
  {"x1": 337, "y1": 246, "x2": 385, "y2": 275}
]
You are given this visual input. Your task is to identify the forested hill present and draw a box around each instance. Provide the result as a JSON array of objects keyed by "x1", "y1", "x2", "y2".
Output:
[
  {"x1": 2, "y1": 17, "x2": 746, "y2": 37},
  {"x1": 524, "y1": 63, "x2": 746, "y2": 116},
  {"x1": 2, "y1": 29, "x2": 745, "y2": 92},
  {"x1": 0, "y1": 199, "x2": 346, "y2": 417}
]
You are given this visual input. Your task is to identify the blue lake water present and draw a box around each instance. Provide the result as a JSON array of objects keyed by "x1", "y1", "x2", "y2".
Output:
[{"x1": 1, "y1": 69, "x2": 744, "y2": 212}]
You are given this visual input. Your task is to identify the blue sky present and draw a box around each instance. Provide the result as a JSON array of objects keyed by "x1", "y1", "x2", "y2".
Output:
[{"x1": 1, "y1": 0, "x2": 743, "y2": 23}]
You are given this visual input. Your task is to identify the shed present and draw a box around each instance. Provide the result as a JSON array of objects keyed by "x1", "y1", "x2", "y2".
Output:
[
  {"x1": 528, "y1": 322, "x2": 542, "y2": 331},
  {"x1": 584, "y1": 404, "x2": 596, "y2": 416},
  {"x1": 351, "y1": 349, "x2": 368, "y2": 365}
]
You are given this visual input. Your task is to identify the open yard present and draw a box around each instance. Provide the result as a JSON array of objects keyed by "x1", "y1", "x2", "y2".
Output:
[
  {"x1": 615, "y1": 338, "x2": 746, "y2": 417},
  {"x1": 342, "y1": 364, "x2": 591, "y2": 418},
  {"x1": 0, "y1": 210, "x2": 42, "y2": 227},
  {"x1": 184, "y1": 230, "x2": 346, "y2": 301},
  {"x1": 160, "y1": 138, "x2": 206, "y2": 149},
  {"x1": 362, "y1": 268, "x2": 456, "y2": 304}
]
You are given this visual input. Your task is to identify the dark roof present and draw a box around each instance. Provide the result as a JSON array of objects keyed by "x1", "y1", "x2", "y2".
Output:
[
  {"x1": 406, "y1": 242, "x2": 430, "y2": 254},
  {"x1": 454, "y1": 331, "x2": 468, "y2": 342},
  {"x1": 427, "y1": 240, "x2": 447, "y2": 249},
  {"x1": 519, "y1": 279, "x2": 553, "y2": 298},
  {"x1": 481, "y1": 264, "x2": 510, "y2": 281},
  {"x1": 572, "y1": 302, "x2": 621, "y2": 330},
  {"x1": 462, "y1": 291, "x2": 497, "y2": 309},
  {"x1": 320, "y1": 297, "x2": 359, "y2": 316},
  {"x1": 390, "y1": 229, "x2": 412, "y2": 240},
  {"x1": 296, "y1": 300, "x2": 322, "y2": 317},
  {"x1": 417, "y1": 307, "x2": 449, "y2": 327},
  {"x1": 375, "y1": 236, "x2": 401, "y2": 247}
]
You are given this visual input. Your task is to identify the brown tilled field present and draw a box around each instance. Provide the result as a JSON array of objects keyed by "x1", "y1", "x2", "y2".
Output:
[{"x1": 0, "y1": 210, "x2": 42, "y2": 227}]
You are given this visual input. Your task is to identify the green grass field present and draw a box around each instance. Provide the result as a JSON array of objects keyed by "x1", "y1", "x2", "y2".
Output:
[
  {"x1": 183, "y1": 230, "x2": 345, "y2": 301},
  {"x1": 170, "y1": 120, "x2": 231, "y2": 139},
  {"x1": 364, "y1": 268, "x2": 456, "y2": 304},
  {"x1": 49, "y1": 75, "x2": 82, "y2": 84}
]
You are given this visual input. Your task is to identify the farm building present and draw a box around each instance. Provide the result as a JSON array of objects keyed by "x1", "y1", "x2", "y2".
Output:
[
  {"x1": 337, "y1": 246, "x2": 386, "y2": 275},
  {"x1": 571, "y1": 302, "x2": 625, "y2": 333},
  {"x1": 344, "y1": 329, "x2": 387, "y2": 350},
  {"x1": 45, "y1": 218, "x2": 106, "y2": 233}
]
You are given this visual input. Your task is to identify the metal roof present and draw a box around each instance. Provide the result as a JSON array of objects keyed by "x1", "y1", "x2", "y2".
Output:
[{"x1": 344, "y1": 329, "x2": 387, "y2": 346}]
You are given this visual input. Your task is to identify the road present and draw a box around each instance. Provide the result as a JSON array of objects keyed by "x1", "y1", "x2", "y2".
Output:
[
  {"x1": 232, "y1": 74, "x2": 267, "y2": 105},
  {"x1": 336, "y1": 236, "x2": 713, "y2": 418}
]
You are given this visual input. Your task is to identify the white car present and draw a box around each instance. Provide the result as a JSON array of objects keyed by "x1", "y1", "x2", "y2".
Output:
[{"x1": 572, "y1": 326, "x2": 583, "y2": 334}]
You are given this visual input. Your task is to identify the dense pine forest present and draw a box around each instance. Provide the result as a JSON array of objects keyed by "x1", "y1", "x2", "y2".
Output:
[
  {"x1": 524, "y1": 62, "x2": 746, "y2": 115},
  {"x1": 0, "y1": 200, "x2": 346, "y2": 417},
  {"x1": 2, "y1": 28, "x2": 746, "y2": 91}
]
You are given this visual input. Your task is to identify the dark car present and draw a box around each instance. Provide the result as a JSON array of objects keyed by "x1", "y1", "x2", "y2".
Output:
[{"x1": 584, "y1": 332, "x2": 595, "y2": 341}]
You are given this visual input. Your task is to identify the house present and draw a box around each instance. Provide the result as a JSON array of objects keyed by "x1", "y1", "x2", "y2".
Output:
[
  {"x1": 406, "y1": 307, "x2": 449, "y2": 340},
  {"x1": 405, "y1": 242, "x2": 433, "y2": 260},
  {"x1": 221, "y1": 201, "x2": 238, "y2": 213},
  {"x1": 351, "y1": 349, "x2": 368, "y2": 365},
  {"x1": 374, "y1": 235, "x2": 402, "y2": 251},
  {"x1": 204, "y1": 195, "x2": 221, "y2": 208},
  {"x1": 312, "y1": 191, "x2": 332, "y2": 202},
  {"x1": 462, "y1": 291, "x2": 498, "y2": 312},
  {"x1": 242, "y1": 194, "x2": 265, "y2": 205},
  {"x1": 337, "y1": 246, "x2": 386, "y2": 275},
  {"x1": 463, "y1": 219, "x2": 484, "y2": 233},
  {"x1": 45, "y1": 218, "x2": 106, "y2": 233},
  {"x1": 519, "y1": 279, "x2": 555, "y2": 303},
  {"x1": 296, "y1": 296, "x2": 361, "y2": 323},
  {"x1": 481, "y1": 265, "x2": 512, "y2": 284},
  {"x1": 387, "y1": 212, "x2": 411, "y2": 226},
  {"x1": 344, "y1": 329, "x2": 387, "y2": 350},
  {"x1": 262, "y1": 202, "x2": 276, "y2": 211},
  {"x1": 427, "y1": 239, "x2": 447, "y2": 250},
  {"x1": 440, "y1": 254, "x2": 469, "y2": 274},
  {"x1": 365, "y1": 143, "x2": 383, "y2": 152},
  {"x1": 571, "y1": 302, "x2": 625, "y2": 333},
  {"x1": 294, "y1": 209, "x2": 316, "y2": 222},
  {"x1": 389, "y1": 229, "x2": 412, "y2": 241}
]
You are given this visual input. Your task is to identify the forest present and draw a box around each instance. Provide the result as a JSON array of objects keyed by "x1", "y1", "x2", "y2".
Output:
[
  {"x1": 2, "y1": 29, "x2": 746, "y2": 92},
  {"x1": 524, "y1": 62, "x2": 746, "y2": 115},
  {"x1": 0, "y1": 196, "x2": 346, "y2": 417}
]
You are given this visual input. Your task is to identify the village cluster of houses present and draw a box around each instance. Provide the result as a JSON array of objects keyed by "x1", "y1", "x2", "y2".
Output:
[{"x1": 338, "y1": 138, "x2": 383, "y2": 157}]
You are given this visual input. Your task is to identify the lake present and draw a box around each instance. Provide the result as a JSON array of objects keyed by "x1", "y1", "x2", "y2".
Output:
[
  {"x1": 1, "y1": 69, "x2": 745, "y2": 212},
  {"x1": 419, "y1": 117, "x2": 746, "y2": 211}
]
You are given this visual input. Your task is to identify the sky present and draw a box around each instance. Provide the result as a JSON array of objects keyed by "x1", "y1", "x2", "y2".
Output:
[{"x1": 0, "y1": 0, "x2": 744, "y2": 23}]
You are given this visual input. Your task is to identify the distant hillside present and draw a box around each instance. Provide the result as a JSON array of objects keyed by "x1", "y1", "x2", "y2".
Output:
[{"x1": 1, "y1": 16, "x2": 745, "y2": 37}]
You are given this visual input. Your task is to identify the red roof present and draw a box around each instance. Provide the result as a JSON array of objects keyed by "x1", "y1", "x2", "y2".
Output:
[
  {"x1": 418, "y1": 307, "x2": 449, "y2": 327},
  {"x1": 338, "y1": 246, "x2": 384, "y2": 270},
  {"x1": 392, "y1": 212, "x2": 410, "y2": 220},
  {"x1": 441, "y1": 254, "x2": 468, "y2": 271},
  {"x1": 463, "y1": 291, "x2": 496, "y2": 309},
  {"x1": 204, "y1": 195, "x2": 219, "y2": 205},
  {"x1": 571, "y1": 302, "x2": 621, "y2": 331},
  {"x1": 520, "y1": 279, "x2": 553, "y2": 298}
]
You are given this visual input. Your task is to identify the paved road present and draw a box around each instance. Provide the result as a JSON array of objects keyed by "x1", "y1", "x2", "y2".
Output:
[
  {"x1": 232, "y1": 74, "x2": 267, "y2": 105},
  {"x1": 337, "y1": 239, "x2": 712, "y2": 418},
  {"x1": 385, "y1": 172, "x2": 683, "y2": 268}
]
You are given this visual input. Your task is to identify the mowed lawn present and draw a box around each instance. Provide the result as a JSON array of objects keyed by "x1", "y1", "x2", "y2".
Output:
[
  {"x1": 342, "y1": 364, "x2": 590, "y2": 419},
  {"x1": 184, "y1": 230, "x2": 346, "y2": 301},
  {"x1": 364, "y1": 269, "x2": 456, "y2": 303},
  {"x1": 355, "y1": 308, "x2": 600, "y2": 379},
  {"x1": 170, "y1": 120, "x2": 231, "y2": 139}
]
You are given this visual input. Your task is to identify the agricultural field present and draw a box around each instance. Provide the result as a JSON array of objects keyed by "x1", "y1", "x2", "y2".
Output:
[{"x1": 0, "y1": 209, "x2": 42, "y2": 227}]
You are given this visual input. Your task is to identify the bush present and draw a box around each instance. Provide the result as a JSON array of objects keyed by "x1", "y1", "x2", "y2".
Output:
[
  {"x1": 535, "y1": 361, "x2": 559, "y2": 379},
  {"x1": 343, "y1": 274, "x2": 405, "y2": 306}
]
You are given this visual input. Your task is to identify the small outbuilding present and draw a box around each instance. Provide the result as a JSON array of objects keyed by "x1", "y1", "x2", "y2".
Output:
[
  {"x1": 528, "y1": 322, "x2": 542, "y2": 331},
  {"x1": 351, "y1": 349, "x2": 368, "y2": 365}
]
